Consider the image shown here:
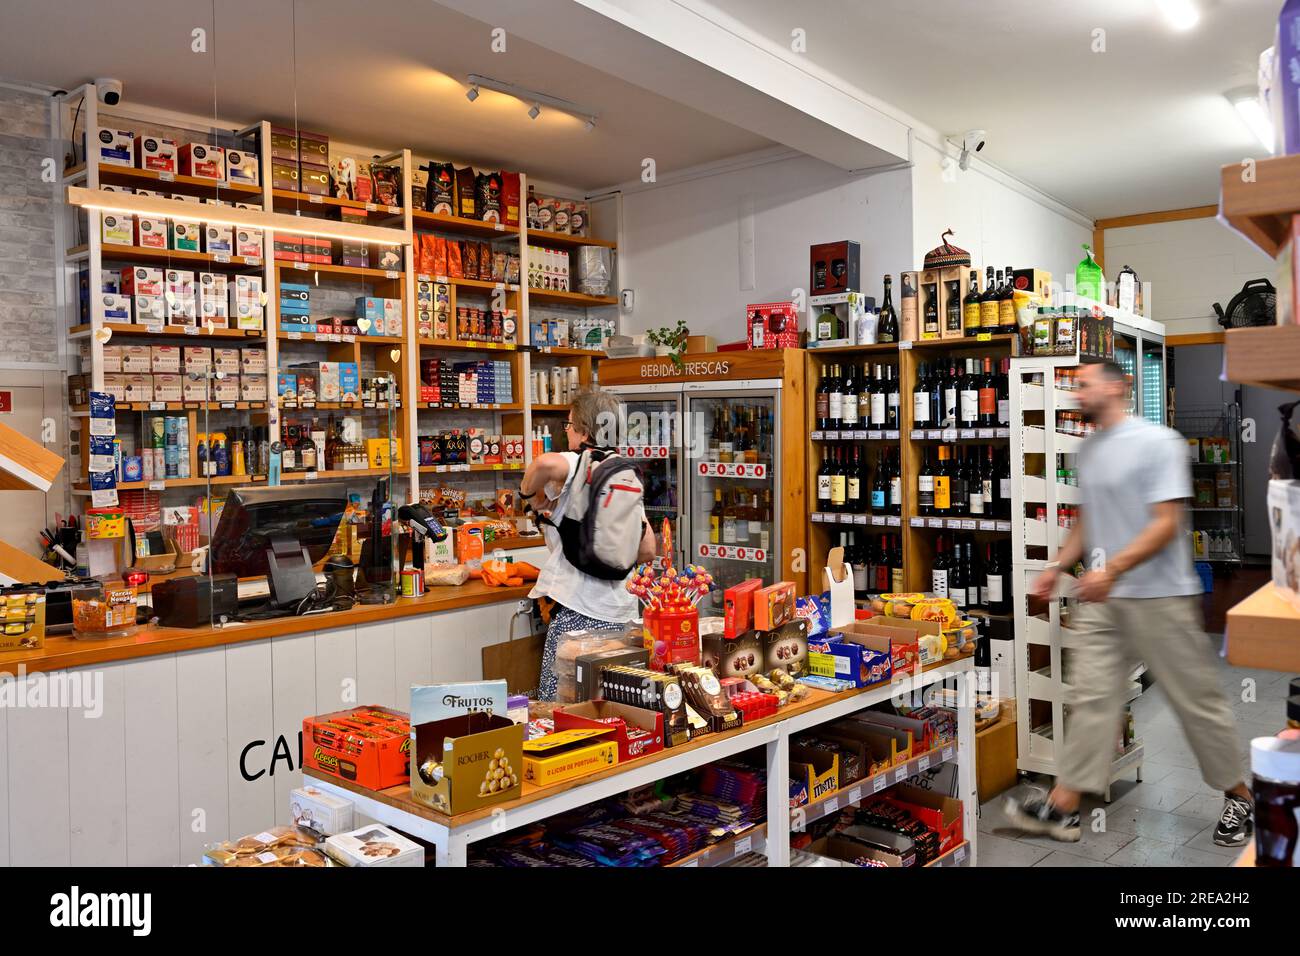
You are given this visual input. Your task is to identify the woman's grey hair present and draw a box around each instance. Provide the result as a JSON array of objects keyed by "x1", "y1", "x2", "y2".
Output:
[{"x1": 569, "y1": 387, "x2": 623, "y2": 445}]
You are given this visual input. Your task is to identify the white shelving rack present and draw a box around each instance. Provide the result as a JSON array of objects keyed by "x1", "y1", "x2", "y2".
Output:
[
  {"x1": 307, "y1": 656, "x2": 978, "y2": 868},
  {"x1": 1009, "y1": 321, "x2": 1159, "y2": 799}
]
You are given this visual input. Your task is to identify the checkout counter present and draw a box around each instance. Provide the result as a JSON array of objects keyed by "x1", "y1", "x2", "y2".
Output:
[{"x1": 0, "y1": 480, "x2": 547, "y2": 866}]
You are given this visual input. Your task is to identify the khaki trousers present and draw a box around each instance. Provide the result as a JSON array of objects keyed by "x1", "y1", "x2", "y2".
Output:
[{"x1": 1058, "y1": 595, "x2": 1243, "y2": 796}]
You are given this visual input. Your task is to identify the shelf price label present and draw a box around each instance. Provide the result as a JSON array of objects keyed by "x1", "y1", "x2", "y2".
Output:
[
  {"x1": 734, "y1": 835, "x2": 752, "y2": 856},
  {"x1": 977, "y1": 428, "x2": 994, "y2": 438},
  {"x1": 995, "y1": 428, "x2": 1011, "y2": 438},
  {"x1": 148, "y1": 480, "x2": 166, "y2": 492},
  {"x1": 871, "y1": 515, "x2": 885, "y2": 526},
  {"x1": 918, "y1": 755, "x2": 930, "y2": 771},
  {"x1": 158, "y1": 171, "x2": 175, "y2": 182},
  {"x1": 887, "y1": 516, "x2": 901, "y2": 526},
  {"x1": 365, "y1": 202, "x2": 377, "y2": 212},
  {"x1": 212, "y1": 253, "x2": 230, "y2": 264},
  {"x1": 824, "y1": 430, "x2": 840, "y2": 440},
  {"x1": 898, "y1": 340, "x2": 912, "y2": 350},
  {"x1": 910, "y1": 430, "x2": 925, "y2": 440},
  {"x1": 848, "y1": 787, "x2": 862, "y2": 804},
  {"x1": 961, "y1": 519, "x2": 977, "y2": 530},
  {"x1": 294, "y1": 262, "x2": 309, "y2": 271},
  {"x1": 854, "y1": 515, "x2": 868, "y2": 525},
  {"x1": 894, "y1": 767, "x2": 908, "y2": 784},
  {"x1": 978, "y1": 520, "x2": 997, "y2": 531},
  {"x1": 385, "y1": 270, "x2": 401, "y2": 279},
  {"x1": 823, "y1": 797, "x2": 839, "y2": 815},
  {"x1": 810, "y1": 432, "x2": 823, "y2": 441},
  {"x1": 885, "y1": 430, "x2": 900, "y2": 440},
  {"x1": 941, "y1": 429, "x2": 958, "y2": 441},
  {"x1": 996, "y1": 520, "x2": 1012, "y2": 532},
  {"x1": 959, "y1": 429, "x2": 976, "y2": 439},
  {"x1": 304, "y1": 472, "x2": 319, "y2": 481},
  {"x1": 946, "y1": 519, "x2": 962, "y2": 529},
  {"x1": 927, "y1": 430, "x2": 942, "y2": 440},
  {"x1": 308, "y1": 195, "x2": 323, "y2": 204},
  {"x1": 873, "y1": 773, "x2": 888, "y2": 793},
  {"x1": 977, "y1": 332, "x2": 992, "y2": 341},
  {"x1": 910, "y1": 517, "x2": 926, "y2": 528},
  {"x1": 928, "y1": 518, "x2": 945, "y2": 529},
  {"x1": 149, "y1": 401, "x2": 165, "y2": 411},
  {"x1": 955, "y1": 845, "x2": 967, "y2": 864},
  {"x1": 942, "y1": 746, "x2": 954, "y2": 762}
]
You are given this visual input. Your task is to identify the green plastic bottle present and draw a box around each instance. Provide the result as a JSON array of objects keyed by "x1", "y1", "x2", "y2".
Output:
[{"x1": 1075, "y1": 244, "x2": 1103, "y2": 304}]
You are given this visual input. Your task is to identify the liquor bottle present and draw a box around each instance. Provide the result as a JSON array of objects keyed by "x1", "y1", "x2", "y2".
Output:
[
  {"x1": 748, "y1": 492, "x2": 763, "y2": 548},
  {"x1": 888, "y1": 449, "x2": 903, "y2": 517},
  {"x1": 942, "y1": 359, "x2": 959, "y2": 427},
  {"x1": 978, "y1": 357, "x2": 998, "y2": 428},
  {"x1": 871, "y1": 451, "x2": 889, "y2": 513},
  {"x1": 960, "y1": 359, "x2": 979, "y2": 428},
  {"x1": 878, "y1": 275, "x2": 899, "y2": 343},
  {"x1": 986, "y1": 542, "x2": 1009, "y2": 613},
  {"x1": 917, "y1": 447, "x2": 935, "y2": 516},
  {"x1": 933, "y1": 445, "x2": 952, "y2": 515},
  {"x1": 718, "y1": 409, "x2": 734, "y2": 462},
  {"x1": 885, "y1": 365, "x2": 901, "y2": 431},
  {"x1": 827, "y1": 363, "x2": 844, "y2": 429},
  {"x1": 299, "y1": 427, "x2": 317, "y2": 472},
  {"x1": 840, "y1": 364, "x2": 859, "y2": 429},
  {"x1": 963, "y1": 269, "x2": 982, "y2": 336},
  {"x1": 846, "y1": 445, "x2": 863, "y2": 513},
  {"x1": 944, "y1": 279, "x2": 962, "y2": 336},
  {"x1": 930, "y1": 361, "x2": 945, "y2": 426},
  {"x1": 816, "y1": 450, "x2": 833, "y2": 515},
  {"x1": 815, "y1": 305, "x2": 841, "y2": 342},
  {"x1": 923, "y1": 283, "x2": 939, "y2": 338},
  {"x1": 709, "y1": 487, "x2": 723, "y2": 544},
  {"x1": 889, "y1": 534, "x2": 905, "y2": 593},
  {"x1": 913, "y1": 361, "x2": 932, "y2": 429},
  {"x1": 851, "y1": 532, "x2": 869, "y2": 597},
  {"x1": 870, "y1": 364, "x2": 887, "y2": 432},
  {"x1": 282, "y1": 425, "x2": 297, "y2": 472},
  {"x1": 997, "y1": 357, "x2": 1011, "y2": 426},
  {"x1": 948, "y1": 536, "x2": 968, "y2": 610},
  {"x1": 761, "y1": 489, "x2": 773, "y2": 551},
  {"x1": 830, "y1": 446, "x2": 847, "y2": 512},
  {"x1": 722, "y1": 489, "x2": 738, "y2": 544},
  {"x1": 816, "y1": 366, "x2": 834, "y2": 430},
  {"x1": 979, "y1": 265, "x2": 1000, "y2": 332},
  {"x1": 949, "y1": 446, "x2": 968, "y2": 517},
  {"x1": 997, "y1": 265, "x2": 1017, "y2": 333},
  {"x1": 998, "y1": 449, "x2": 1013, "y2": 519},
  {"x1": 931, "y1": 535, "x2": 950, "y2": 598},
  {"x1": 874, "y1": 536, "x2": 890, "y2": 593},
  {"x1": 735, "y1": 489, "x2": 751, "y2": 545},
  {"x1": 966, "y1": 445, "x2": 985, "y2": 516}
]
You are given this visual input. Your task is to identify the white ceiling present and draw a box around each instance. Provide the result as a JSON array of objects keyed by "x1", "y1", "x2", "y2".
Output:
[
  {"x1": 0, "y1": 0, "x2": 771, "y2": 191},
  {"x1": 700, "y1": 0, "x2": 1281, "y2": 218}
]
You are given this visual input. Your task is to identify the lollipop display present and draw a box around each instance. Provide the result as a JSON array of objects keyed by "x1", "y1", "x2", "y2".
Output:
[{"x1": 628, "y1": 560, "x2": 715, "y2": 671}]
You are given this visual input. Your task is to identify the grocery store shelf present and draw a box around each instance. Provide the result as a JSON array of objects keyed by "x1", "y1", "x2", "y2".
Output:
[
  {"x1": 925, "y1": 840, "x2": 972, "y2": 867},
  {"x1": 275, "y1": 259, "x2": 403, "y2": 282},
  {"x1": 413, "y1": 209, "x2": 518, "y2": 239},
  {"x1": 272, "y1": 188, "x2": 402, "y2": 217},
  {"x1": 422, "y1": 401, "x2": 522, "y2": 411},
  {"x1": 279, "y1": 468, "x2": 398, "y2": 483},
  {"x1": 908, "y1": 427, "x2": 1011, "y2": 441},
  {"x1": 812, "y1": 511, "x2": 904, "y2": 527},
  {"x1": 1226, "y1": 583, "x2": 1300, "y2": 673},
  {"x1": 1219, "y1": 153, "x2": 1300, "y2": 257},
  {"x1": 73, "y1": 474, "x2": 266, "y2": 492},
  {"x1": 525, "y1": 228, "x2": 616, "y2": 250},
  {"x1": 68, "y1": 322, "x2": 262, "y2": 341},
  {"x1": 527, "y1": 287, "x2": 618, "y2": 307},
  {"x1": 417, "y1": 338, "x2": 519, "y2": 353},
  {"x1": 668, "y1": 824, "x2": 766, "y2": 867},
  {"x1": 279, "y1": 330, "x2": 403, "y2": 345},
  {"x1": 1224, "y1": 324, "x2": 1300, "y2": 394},
  {"x1": 418, "y1": 463, "x2": 524, "y2": 474},
  {"x1": 907, "y1": 515, "x2": 1012, "y2": 532},
  {"x1": 451, "y1": 276, "x2": 520, "y2": 294},
  {"x1": 810, "y1": 429, "x2": 902, "y2": 441},
  {"x1": 532, "y1": 346, "x2": 606, "y2": 357},
  {"x1": 69, "y1": 163, "x2": 263, "y2": 199},
  {"x1": 806, "y1": 342, "x2": 900, "y2": 355},
  {"x1": 794, "y1": 741, "x2": 959, "y2": 828},
  {"x1": 70, "y1": 401, "x2": 266, "y2": 415},
  {"x1": 74, "y1": 243, "x2": 264, "y2": 270},
  {"x1": 909, "y1": 333, "x2": 1015, "y2": 349}
]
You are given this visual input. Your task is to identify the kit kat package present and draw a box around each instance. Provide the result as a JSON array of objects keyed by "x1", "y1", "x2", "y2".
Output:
[{"x1": 724, "y1": 578, "x2": 763, "y2": 638}]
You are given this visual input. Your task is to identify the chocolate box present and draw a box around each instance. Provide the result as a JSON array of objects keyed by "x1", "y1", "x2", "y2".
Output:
[
  {"x1": 552, "y1": 700, "x2": 665, "y2": 763},
  {"x1": 521, "y1": 727, "x2": 618, "y2": 788},
  {"x1": 302, "y1": 705, "x2": 412, "y2": 792},
  {"x1": 701, "y1": 629, "x2": 763, "y2": 680},
  {"x1": 760, "y1": 618, "x2": 808, "y2": 675},
  {"x1": 410, "y1": 712, "x2": 523, "y2": 814}
]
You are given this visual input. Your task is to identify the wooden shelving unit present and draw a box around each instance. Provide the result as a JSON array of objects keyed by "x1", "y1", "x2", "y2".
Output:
[
  {"x1": 75, "y1": 243, "x2": 264, "y2": 271},
  {"x1": 1219, "y1": 153, "x2": 1300, "y2": 257},
  {"x1": 271, "y1": 188, "x2": 403, "y2": 218},
  {"x1": 1224, "y1": 324, "x2": 1300, "y2": 393},
  {"x1": 525, "y1": 228, "x2": 616, "y2": 249},
  {"x1": 527, "y1": 287, "x2": 618, "y2": 307},
  {"x1": 69, "y1": 322, "x2": 262, "y2": 341},
  {"x1": 1225, "y1": 583, "x2": 1300, "y2": 673},
  {"x1": 412, "y1": 209, "x2": 517, "y2": 240},
  {"x1": 67, "y1": 162, "x2": 263, "y2": 201}
]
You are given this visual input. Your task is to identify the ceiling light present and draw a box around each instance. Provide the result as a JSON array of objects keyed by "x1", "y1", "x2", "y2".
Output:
[
  {"x1": 1227, "y1": 90, "x2": 1275, "y2": 152},
  {"x1": 584, "y1": 117, "x2": 596, "y2": 132},
  {"x1": 1155, "y1": 0, "x2": 1199, "y2": 31},
  {"x1": 466, "y1": 73, "x2": 597, "y2": 127},
  {"x1": 466, "y1": 85, "x2": 479, "y2": 102}
]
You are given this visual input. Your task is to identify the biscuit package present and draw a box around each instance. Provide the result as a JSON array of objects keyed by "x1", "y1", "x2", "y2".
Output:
[{"x1": 325, "y1": 824, "x2": 423, "y2": 867}]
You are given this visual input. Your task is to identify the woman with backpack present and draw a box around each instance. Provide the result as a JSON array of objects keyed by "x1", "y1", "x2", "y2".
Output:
[{"x1": 520, "y1": 388, "x2": 658, "y2": 700}]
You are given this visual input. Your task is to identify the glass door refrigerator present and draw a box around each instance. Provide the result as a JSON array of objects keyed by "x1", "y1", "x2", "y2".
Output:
[{"x1": 601, "y1": 350, "x2": 807, "y2": 605}]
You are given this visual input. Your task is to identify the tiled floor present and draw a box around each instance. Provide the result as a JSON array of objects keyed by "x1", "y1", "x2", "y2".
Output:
[{"x1": 977, "y1": 628, "x2": 1293, "y2": 867}]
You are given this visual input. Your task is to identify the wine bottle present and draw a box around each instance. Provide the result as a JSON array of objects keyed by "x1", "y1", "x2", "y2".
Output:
[
  {"x1": 917, "y1": 447, "x2": 935, "y2": 516},
  {"x1": 840, "y1": 364, "x2": 859, "y2": 428},
  {"x1": 979, "y1": 265, "x2": 999, "y2": 332},
  {"x1": 960, "y1": 359, "x2": 979, "y2": 428},
  {"x1": 933, "y1": 445, "x2": 951, "y2": 515},
  {"x1": 913, "y1": 361, "x2": 931, "y2": 429},
  {"x1": 978, "y1": 357, "x2": 998, "y2": 428},
  {"x1": 888, "y1": 449, "x2": 902, "y2": 517},
  {"x1": 816, "y1": 451, "x2": 833, "y2": 515},
  {"x1": 816, "y1": 366, "x2": 834, "y2": 430},
  {"x1": 878, "y1": 275, "x2": 899, "y2": 343},
  {"x1": 871, "y1": 453, "x2": 888, "y2": 513},
  {"x1": 886, "y1": 365, "x2": 900, "y2": 432},
  {"x1": 943, "y1": 360, "x2": 959, "y2": 427},
  {"x1": 948, "y1": 537, "x2": 968, "y2": 610},
  {"x1": 889, "y1": 534, "x2": 905, "y2": 593},
  {"x1": 944, "y1": 279, "x2": 962, "y2": 336},
  {"x1": 846, "y1": 445, "x2": 863, "y2": 513},
  {"x1": 998, "y1": 264, "x2": 1017, "y2": 333},
  {"x1": 967, "y1": 445, "x2": 985, "y2": 516},
  {"x1": 827, "y1": 363, "x2": 843, "y2": 430},
  {"x1": 998, "y1": 448, "x2": 1013, "y2": 519},
  {"x1": 986, "y1": 542, "x2": 1009, "y2": 614},
  {"x1": 870, "y1": 363, "x2": 887, "y2": 432},
  {"x1": 949, "y1": 446, "x2": 968, "y2": 517},
  {"x1": 963, "y1": 269, "x2": 982, "y2": 336},
  {"x1": 830, "y1": 445, "x2": 847, "y2": 512},
  {"x1": 931, "y1": 535, "x2": 950, "y2": 599}
]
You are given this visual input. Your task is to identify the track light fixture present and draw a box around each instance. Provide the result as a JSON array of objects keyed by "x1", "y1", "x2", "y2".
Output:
[
  {"x1": 527, "y1": 103, "x2": 541, "y2": 120},
  {"x1": 466, "y1": 85, "x2": 479, "y2": 102},
  {"x1": 465, "y1": 73, "x2": 598, "y2": 128}
]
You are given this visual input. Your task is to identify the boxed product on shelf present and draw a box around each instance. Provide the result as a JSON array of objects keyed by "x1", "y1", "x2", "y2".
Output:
[
  {"x1": 299, "y1": 235, "x2": 330, "y2": 264},
  {"x1": 0, "y1": 587, "x2": 46, "y2": 652},
  {"x1": 277, "y1": 373, "x2": 296, "y2": 399},
  {"x1": 809, "y1": 240, "x2": 861, "y2": 296},
  {"x1": 297, "y1": 128, "x2": 329, "y2": 165},
  {"x1": 805, "y1": 835, "x2": 915, "y2": 868},
  {"x1": 212, "y1": 376, "x2": 239, "y2": 402},
  {"x1": 94, "y1": 127, "x2": 134, "y2": 166},
  {"x1": 198, "y1": 273, "x2": 228, "y2": 325},
  {"x1": 224, "y1": 147, "x2": 258, "y2": 186},
  {"x1": 100, "y1": 293, "x2": 131, "y2": 321},
  {"x1": 234, "y1": 227, "x2": 262, "y2": 259},
  {"x1": 240, "y1": 375, "x2": 267, "y2": 402},
  {"x1": 790, "y1": 741, "x2": 841, "y2": 805},
  {"x1": 134, "y1": 215, "x2": 168, "y2": 249},
  {"x1": 338, "y1": 241, "x2": 369, "y2": 269},
  {"x1": 292, "y1": 366, "x2": 318, "y2": 403},
  {"x1": 553, "y1": 697, "x2": 665, "y2": 759},
  {"x1": 170, "y1": 219, "x2": 201, "y2": 252},
  {"x1": 212, "y1": 348, "x2": 241, "y2": 376},
  {"x1": 881, "y1": 784, "x2": 964, "y2": 856},
  {"x1": 1268, "y1": 479, "x2": 1300, "y2": 610},
  {"x1": 101, "y1": 212, "x2": 133, "y2": 245},
  {"x1": 101, "y1": 345, "x2": 123, "y2": 373},
  {"x1": 123, "y1": 374, "x2": 153, "y2": 402},
  {"x1": 337, "y1": 362, "x2": 359, "y2": 402},
  {"x1": 290, "y1": 785, "x2": 354, "y2": 836},
  {"x1": 122, "y1": 345, "x2": 151, "y2": 373},
  {"x1": 753, "y1": 581, "x2": 796, "y2": 631},
  {"x1": 745, "y1": 301, "x2": 800, "y2": 350},
  {"x1": 317, "y1": 362, "x2": 340, "y2": 402},
  {"x1": 150, "y1": 345, "x2": 180, "y2": 374},
  {"x1": 121, "y1": 266, "x2": 163, "y2": 297},
  {"x1": 152, "y1": 373, "x2": 181, "y2": 402},
  {"x1": 101, "y1": 374, "x2": 127, "y2": 402},
  {"x1": 325, "y1": 825, "x2": 423, "y2": 868},
  {"x1": 761, "y1": 619, "x2": 809, "y2": 675},
  {"x1": 521, "y1": 727, "x2": 619, "y2": 787},
  {"x1": 240, "y1": 347, "x2": 267, "y2": 375},
  {"x1": 178, "y1": 142, "x2": 225, "y2": 180},
  {"x1": 302, "y1": 705, "x2": 411, "y2": 792},
  {"x1": 270, "y1": 158, "x2": 298, "y2": 191},
  {"x1": 135, "y1": 293, "x2": 165, "y2": 327},
  {"x1": 299, "y1": 162, "x2": 330, "y2": 196},
  {"x1": 273, "y1": 233, "x2": 303, "y2": 262},
  {"x1": 701, "y1": 629, "x2": 763, "y2": 679},
  {"x1": 182, "y1": 376, "x2": 208, "y2": 402}
]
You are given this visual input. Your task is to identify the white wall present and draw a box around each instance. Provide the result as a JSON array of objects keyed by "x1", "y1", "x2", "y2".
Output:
[
  {"x1": 616, "y1": 152, "x2": 913, "y2": 343},
  {"x1": 910, "y1": 139, "x2": 1092, "y2": 290},
  {"x1": 1102, "y1": 217, "x2": 1274, "y2": 335}
]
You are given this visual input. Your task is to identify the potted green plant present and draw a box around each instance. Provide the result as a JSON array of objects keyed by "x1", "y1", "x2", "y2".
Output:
[{"x1": 647, "y1": 319, "x2": 690, "y2": 368}]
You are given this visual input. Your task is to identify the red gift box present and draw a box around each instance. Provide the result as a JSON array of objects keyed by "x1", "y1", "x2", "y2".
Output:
[{"x1": 746, "y1": 300, "x2": 799, "y2": 350}]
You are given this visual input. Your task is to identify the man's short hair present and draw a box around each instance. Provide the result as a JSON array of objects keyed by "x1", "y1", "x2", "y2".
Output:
[{"x1": 1091, "y1": 360, "x2": 1128, "y2": 383}]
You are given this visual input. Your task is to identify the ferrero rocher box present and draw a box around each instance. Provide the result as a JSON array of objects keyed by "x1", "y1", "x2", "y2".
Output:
[
  {"x1": 409, "y1": 680, "x2": 521, "y2": 814},
  {"x1": 410, "y1": 712, "x2": 523, "y2": 815}
]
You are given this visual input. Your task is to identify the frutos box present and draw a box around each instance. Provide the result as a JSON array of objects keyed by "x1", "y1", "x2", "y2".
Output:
[
  {"x1": 302, "y1": 706, "x2": 411, "y2": 791},
  {"x1": 522, "y1": 727, "x2": 619, "y2": 788},
  {"x1": 553, "y1": 700, "x2": 665, "y2": 763},
  {"x1": 410, "y1": 712, "x2": 523, "y2": 815}
]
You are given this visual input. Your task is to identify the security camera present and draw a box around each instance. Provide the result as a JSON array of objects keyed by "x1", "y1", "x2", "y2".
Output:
[
  {"x1": 958, "y1": 129, "x2": 986, "y2": 171},
  {"x1": 95, "y1": 78, "x2": 123, "y2": 106}
]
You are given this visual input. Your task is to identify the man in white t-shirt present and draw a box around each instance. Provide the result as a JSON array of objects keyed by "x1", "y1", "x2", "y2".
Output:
[
  {"x1": 520, "y1": 388, "x2": 657, "y2": 700},
  {"x1": 1006, "y1": 362, "x2": 1252, "y2": 847}
]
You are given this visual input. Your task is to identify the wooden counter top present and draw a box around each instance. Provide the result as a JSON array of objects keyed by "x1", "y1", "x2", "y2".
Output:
[{"x1": 0, "y1": 579, "x2": 534, "y2": 677}]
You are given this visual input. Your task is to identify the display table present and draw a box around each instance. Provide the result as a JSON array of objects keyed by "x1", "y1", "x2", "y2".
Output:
[
  {"x1": 1226, "y1": 583, "x2": 1300, "y2": 673},
  {"x1": 0, "y1": 578, "x2": 535, "y2": 866},
  {"x1": 305, "y1": 654, "x2": 979, "y2": 867}
]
